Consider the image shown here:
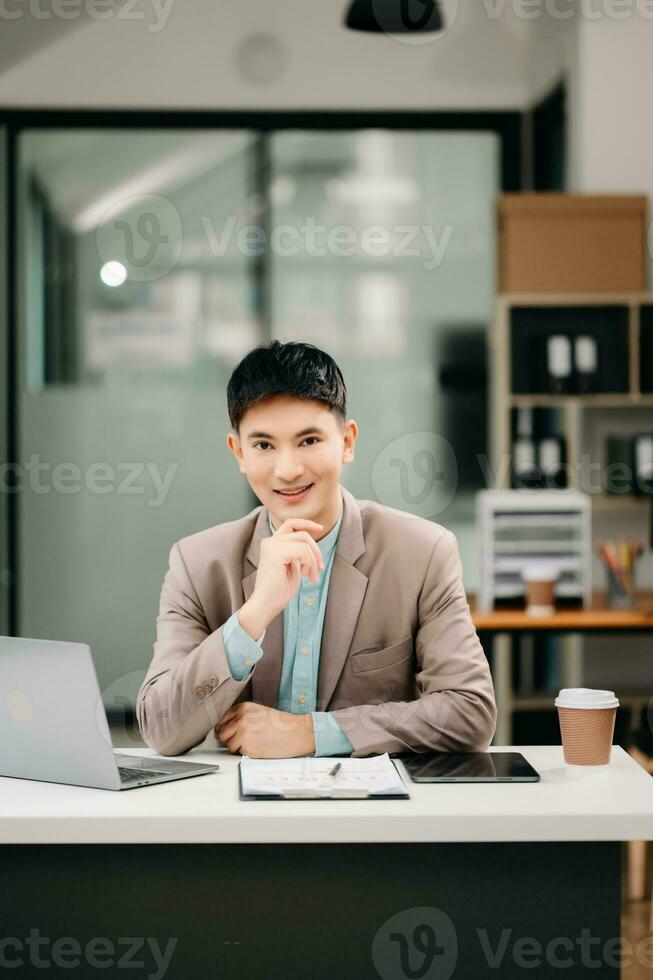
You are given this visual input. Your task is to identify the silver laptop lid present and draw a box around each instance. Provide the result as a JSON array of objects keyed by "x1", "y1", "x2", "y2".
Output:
[{"x1": 0, "y1": 636, "x2": 121, "y2": 790}]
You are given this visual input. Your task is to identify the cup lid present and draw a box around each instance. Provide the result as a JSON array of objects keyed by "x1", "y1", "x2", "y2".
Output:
[
  {"x1": 522, "y1": 564, "x2": 558, "y2": 582},
  {"x1": 554, "y1": 688, "x2": 620, "y2": 709}
]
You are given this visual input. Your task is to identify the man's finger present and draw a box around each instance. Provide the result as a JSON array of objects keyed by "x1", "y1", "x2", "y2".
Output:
[
  {"x1": 277, "y1": 519, "x2": 323, "y2": 532},
  {"x1": 224, "y1": 733, "x2": 244, "y2": 755},
  {"x1": 217, "y1": 722, "x2": 239, "y2": 743}
]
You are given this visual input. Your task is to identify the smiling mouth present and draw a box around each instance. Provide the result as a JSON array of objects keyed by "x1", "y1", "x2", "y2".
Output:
[{"x1": 275, "y1": 484, "x2": 314, "y2": 496}]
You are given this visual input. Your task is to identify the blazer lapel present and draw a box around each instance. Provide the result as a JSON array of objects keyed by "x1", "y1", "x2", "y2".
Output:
[{"x1": 316, "y1": 486, "x2": 368, "y2": 709}]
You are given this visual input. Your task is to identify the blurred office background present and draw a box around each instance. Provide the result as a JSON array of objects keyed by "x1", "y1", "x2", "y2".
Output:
[{"x1": 0, "y1": 2, "x2": 652, "y2": 744}]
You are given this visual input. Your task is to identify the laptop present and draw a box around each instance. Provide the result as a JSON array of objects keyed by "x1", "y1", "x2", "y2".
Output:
[{"x1": 0, "y1": 636, "x2": 220, "y2": 791}]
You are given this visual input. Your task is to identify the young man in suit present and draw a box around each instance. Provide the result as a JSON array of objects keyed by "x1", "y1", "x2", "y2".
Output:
[{"x1": 137, "y1": 341, "x2": 496, "y2": 758}]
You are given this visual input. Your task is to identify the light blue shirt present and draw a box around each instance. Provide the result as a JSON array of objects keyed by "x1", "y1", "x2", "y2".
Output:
[{"x1": 222, "y1": 499, "x2": 354, "y2": 757}]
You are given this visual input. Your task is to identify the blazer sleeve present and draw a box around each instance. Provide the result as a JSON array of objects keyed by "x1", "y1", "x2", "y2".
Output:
[
  {"x1": 136, "y1": 542, "x2": 253, "y2": 756},
  {"x1": 330, "y1": 529, "x2": 497, "y2": 757}
]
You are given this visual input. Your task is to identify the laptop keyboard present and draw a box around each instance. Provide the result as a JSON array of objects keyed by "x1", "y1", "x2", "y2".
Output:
[{"x1": 118, "y1": 766, "x2": 160, "y2": 782}]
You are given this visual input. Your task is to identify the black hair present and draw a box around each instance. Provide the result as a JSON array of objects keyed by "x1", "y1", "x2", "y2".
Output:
[{"x1": 227, "y1": 340, "x2": 347, "y2": 434}]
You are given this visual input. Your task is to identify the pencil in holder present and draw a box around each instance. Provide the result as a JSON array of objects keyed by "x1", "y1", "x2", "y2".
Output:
[{"x1": 597, "y1": 539, "x2": 644, "y2": 610}]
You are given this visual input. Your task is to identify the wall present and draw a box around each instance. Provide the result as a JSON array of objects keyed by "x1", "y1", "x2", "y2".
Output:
[
  {"x1": 572, "y1": 13, "x2": 653, "y2": 281},
  {"x1": 564, "y1": 11, "x2": 653, "y2": 690}
]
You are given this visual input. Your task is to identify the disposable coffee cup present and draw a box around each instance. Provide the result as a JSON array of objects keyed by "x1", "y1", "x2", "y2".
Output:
[
  {"x1": 523, "y1": 564, "x2": 558, "y2": 616},
  {"x1": 554, "y1": 688, "x2": 619, "y2": 766}
]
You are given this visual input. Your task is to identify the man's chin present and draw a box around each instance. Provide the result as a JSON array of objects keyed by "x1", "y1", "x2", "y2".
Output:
[{"x1": 267, "y1": 494, "x2": 319, "y2": 523}]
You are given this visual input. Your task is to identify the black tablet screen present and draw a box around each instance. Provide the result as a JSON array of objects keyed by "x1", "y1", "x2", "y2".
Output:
[{"x1": 403, "y1": 752, "x2": 540, "y2": 782}]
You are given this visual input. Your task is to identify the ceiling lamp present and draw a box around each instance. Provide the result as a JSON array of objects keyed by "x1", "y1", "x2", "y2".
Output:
[{"x1": 344, "y1": 0, "x2": 444, "y2": 33}]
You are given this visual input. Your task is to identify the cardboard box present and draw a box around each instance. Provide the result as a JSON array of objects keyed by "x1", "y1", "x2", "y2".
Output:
[{"x1": 498, "y1": 194, "x2": 647, "y2": 293}]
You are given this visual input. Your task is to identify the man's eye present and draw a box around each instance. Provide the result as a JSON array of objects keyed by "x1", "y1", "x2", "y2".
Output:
[{"x1": 253, "y1": 438, "x2": 319, "y2": 450}]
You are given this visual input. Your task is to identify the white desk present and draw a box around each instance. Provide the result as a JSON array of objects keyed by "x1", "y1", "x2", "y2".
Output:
[
  {"x1": 1, "y1": 746, "x2": 650, "y2": 980},
  {"x1": 0, "y1": 745, "x2": 651, "y2": 844}
]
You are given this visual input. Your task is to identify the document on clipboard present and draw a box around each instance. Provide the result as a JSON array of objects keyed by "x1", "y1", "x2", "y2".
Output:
[{"x1": 238, "y1": 754, "x2": 409, "y2": 800}]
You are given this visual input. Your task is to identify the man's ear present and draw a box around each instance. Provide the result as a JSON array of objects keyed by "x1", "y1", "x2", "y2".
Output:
[
  {"x1": 226, "y1": 432, "x2": 247, "y2": 473},
  {"x1": 342, "y1": 419, "x2": 358, "y2": 462}
]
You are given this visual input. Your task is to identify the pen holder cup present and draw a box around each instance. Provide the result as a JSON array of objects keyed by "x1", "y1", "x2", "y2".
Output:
[{"x1": 606, "y1": 569, "x2": 637, "y2": 609}]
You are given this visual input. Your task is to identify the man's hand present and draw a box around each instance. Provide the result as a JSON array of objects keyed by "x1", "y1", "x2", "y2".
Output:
[
  {"x1": 215, "y1": 703, "x2": 316, "y2": 758},
  {"x1": 238, "y1": 518, "x2": 325, "y2": 640}
]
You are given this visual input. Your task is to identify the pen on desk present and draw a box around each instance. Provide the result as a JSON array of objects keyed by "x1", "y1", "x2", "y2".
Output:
[{"x1": 328, "y1": 762, "x2": 342, "y2": 782}]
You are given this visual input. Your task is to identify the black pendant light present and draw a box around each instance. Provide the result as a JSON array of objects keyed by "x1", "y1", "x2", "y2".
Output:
[{"x1": 345, "y1": 0, "x2": 444, "y2": 33}]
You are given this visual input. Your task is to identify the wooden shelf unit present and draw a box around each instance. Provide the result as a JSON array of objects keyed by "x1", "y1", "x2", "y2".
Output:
[
  {"x1": 486, "y1": 293, "x2": 653, "y2": 743},
  {"x1": 490, "y1": 291, "x2": 653, "y2": 506}
]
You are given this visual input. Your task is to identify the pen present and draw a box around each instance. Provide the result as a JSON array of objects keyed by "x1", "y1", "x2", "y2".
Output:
[{"x1": 327, "y1": 762, "x2": 342, "y2": 781}]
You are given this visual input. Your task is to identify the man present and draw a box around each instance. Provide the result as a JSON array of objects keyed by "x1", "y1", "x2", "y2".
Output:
[{"x1": 136, "y1": 341, "x2": 496, "y2": 758}]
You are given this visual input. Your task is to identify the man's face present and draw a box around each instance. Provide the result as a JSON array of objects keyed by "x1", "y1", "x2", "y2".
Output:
[{"x1": 227, "y1": 395, "x2": 357, "y2": 533}]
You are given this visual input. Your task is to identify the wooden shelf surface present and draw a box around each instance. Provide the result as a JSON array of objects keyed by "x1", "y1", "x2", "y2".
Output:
[
  {"x1": 470, "y1": 591, "x2": 653, "y2": 632},
  {"x1": 498, "y1": 292, "x2": 653, "y2": 306},
  {"x1": 508, "y1": 394, "x2": 653, "y2": 408}
]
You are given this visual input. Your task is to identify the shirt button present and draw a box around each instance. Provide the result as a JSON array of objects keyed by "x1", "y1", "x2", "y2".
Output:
[
  {"x1": 244, "y1": 658, "x2": 252, "y2": 667},
  {"x1": 297, "y1": 695, "x2": 306, "y2": 704},
  {"x1": 301, "y1": 646, "x2": 310, "y2": 655},
  {"x1": 305, "y1": 597, "x2": 314, "y2": 607}
]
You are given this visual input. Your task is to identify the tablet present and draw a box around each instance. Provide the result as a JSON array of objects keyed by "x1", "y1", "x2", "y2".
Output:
[{"x1": 402, "y1": 751, "x2": 540, "y2": 783}]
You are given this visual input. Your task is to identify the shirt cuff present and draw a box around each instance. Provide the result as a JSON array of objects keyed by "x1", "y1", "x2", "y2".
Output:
[
  {"x1": 311, "y1": 711, "x2": 354, "y2": 757},
  {"x1": 223, "y1": 610, "x2": 265, "y2": 681}
]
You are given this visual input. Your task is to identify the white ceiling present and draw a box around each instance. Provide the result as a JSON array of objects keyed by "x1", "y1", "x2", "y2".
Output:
[
  {"x1": 0, "y1": 0, "x2": 574, "y2": 110},
  {"x1": 0, "y1": 1, "x2": 88, "y2": 76}
]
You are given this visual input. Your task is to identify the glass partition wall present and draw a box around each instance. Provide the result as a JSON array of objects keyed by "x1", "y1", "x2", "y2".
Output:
[
  {"x1": 12, "y1": 123, "x2": 502, "y2": 713},
  {"x1": 269, "y1": 131, "x2": 499, "y2": 541},
  {"x1": 16, "y1": 129, "x2": 262, "y2": 709},
  {"x1": 0, "y1": 127, "x2": 8, "y2": 636}
]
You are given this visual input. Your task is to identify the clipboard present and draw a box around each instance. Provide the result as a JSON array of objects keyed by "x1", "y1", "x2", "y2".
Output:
[{"x1": 238, "y1": 759, "x2": 410, "y2": 801}]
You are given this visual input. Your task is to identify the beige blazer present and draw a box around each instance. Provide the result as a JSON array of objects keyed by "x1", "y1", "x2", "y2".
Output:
[{"x1": 137, "y1": 485, "x2": 497, "y2": 757}]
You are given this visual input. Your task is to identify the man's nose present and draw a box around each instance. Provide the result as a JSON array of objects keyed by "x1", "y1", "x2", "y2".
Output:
[{"x1": 274, "y1": 452, "x2": 305, "y2": 481}]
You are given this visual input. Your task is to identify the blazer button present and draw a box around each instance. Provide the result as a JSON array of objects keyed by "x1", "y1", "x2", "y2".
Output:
[
  {"x1": 209, "y1": 676, "x2": 218, "y2": 687},
  {"x1": 195, "y1": 686, "x2": 205, "y2": 698}
]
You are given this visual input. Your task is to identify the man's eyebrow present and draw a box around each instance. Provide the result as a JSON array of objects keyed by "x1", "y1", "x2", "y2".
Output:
[{"x1": 246, "y1": 427, "x2": 327, "y2": 440}]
